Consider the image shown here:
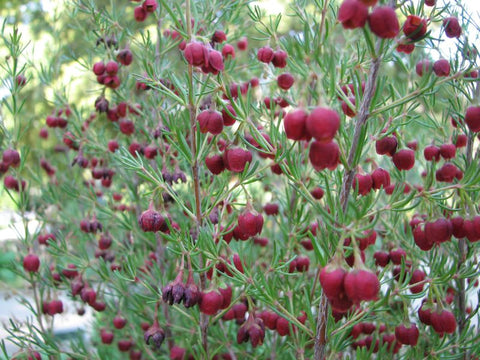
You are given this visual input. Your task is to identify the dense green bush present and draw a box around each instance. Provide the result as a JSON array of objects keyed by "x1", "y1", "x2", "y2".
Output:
[{"x1": 1, "y1": 0, "x2": 480, "y2": 359}]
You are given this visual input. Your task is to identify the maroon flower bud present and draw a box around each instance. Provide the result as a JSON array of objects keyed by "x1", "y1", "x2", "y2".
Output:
[
  {"x1": 117, "y1": 49, "x2": 133, "y2": 66},
  {"x1": 39, "y1": 127, "x2": 49, "y2": 138},
  {"x1": 436, "y1": 163, "x2": 461, "y2": 183},
  {"x1": 100, "y1": 329, "x2": 114, "y2": 344},
  {"x1": 464, "y1": 218, "x2": 480, "y2": 242},
  {"x1": 142, "y1": 0, "x2": 158, "y2": 13},
  {"x1": 413, "y1": 226, "x2": 434, "y2": 251},
  {"x1": 415, "y1": 59, "x2": 431, "y2": 76},
  {"x1": 219, "y1": 286, "x2": 232, "y2": 309},
  {"x1": 396, "y1": 43, "x2": 415, "y2": 54},
  {"x1": 80, "y1": 286, "x2": 97, "y2": 305},
  {"x1": 277, "y1": 73, "x2": 294, "y2": 90},
  {"x1": 374, "y1": 251, "x2": 390, "y2": 267},
  {"x1": 306, "y1": 107, "x2": 340, "y2": 142},
  {"x1": 72, "y1": 154, "x2": 89, "y2": 168},
  {"x1": 207, "y1": 50, "x2": 225, "y2": 72},
  {"x1": 320, "y1": 262, "x2": 347, "y2": 299},
  {"x1": 113, "y1": 315, "x2": 127, "y2": 329},
  {"x1": 71, "y1": 276, "x2": 85, "y2": 297},
  {"x1": 309, "y1": 141, "x2": 340, "y2": 171},
  {"x1": 311, "y1": 187, "x2": 325, "y2": 200},
  {"x1": 425, "y1": 218, "x2": 452, "y2": 244},
  {"x1": 222, "y1": 44, "x2": 235, "y2": 59},
  {"x1": 431, "y1": 309, "x2": 456, "y2": 335},
  {"x1": 263, "y1": 203, "x2": 279, "y2": 215},
  {"x1": 107, "y1": 140, "x2": 119, "y2": 153},
  {"x1": 237, "y1": 210, "x2": 264, "y2": 238},
  {"x1": 184, "y1": 42, "x2": 208, "y2": 67},
  {"x1": 344, "y1": 269, "x2": 380, "y2": 303},
  {"x1": 62, "y1": 264, "x2": 79, "y2": 279},
  {"x1": 199, "y1": 290, "x2": 223, "y2": 315},
  {"x1": 118, "y1": 339, "x2": 133, "y2": 352},
  {"x1": 271, "y1": 50, "x2": 288, "y2": 68},
  {"x1": 104, "y1": 75, "x2": 120, "y2": 89},
  {"x1": 93, "y1": 61, "x2": 105, "y2": 75},
  {"x1": 465, "y1": 106, "x2": 480, "y2": 132},
  {"x1": 197, "y1": 110, "x2": 224, "y2": 135},
  {"x1": 212, "y1": 30, "x2": 227, "y2": 43},
  {"x1": 119, "y1": 119, "x2": 135, "y2": 135},
  {"x1": 138, "y1": 205, "x2": 166, "y2": 232},
  {"x1": 38, "y1": 233, "x2": 56, "y2": 246},
  {"x1": 171, "y1": 281, "x2": 186, "y2": 304},
  {"x1": 237, "y1": 314, "x2": 265, "y2": 347},
  {"x1": 143, "y1": 145, "x2": 158, "y2": 159},
  {"x1": 205, "y1": 154, "x2": 225, "y2": 175},
  {"x1": 16, "y1": 74, "x2": 27, "y2": 87},
  {"x1": 403, "y1": 15, "x2": 427, "y2": 40},
  {"x1": 395, "y1": 323, "x2": 419, "y2": 346},
  {"x1": 375, "y1": 136, "x2": 397, "y2": 156},
  {"x1": 455, "y1": 134, "x2": 467, "y2": 148},
  {"x1": 105, "y1": 61, "x2": 119, "y2": 75},
  {"x1": 371, "y1": 168, "x2": 391, "y2": 190},
  {"x1": 162, "y1": 271, "x2": 184, "y2": 305},
  {"x1": 443, "y1": 17, "x2": 462, "y2": 38},
  {"x1": 23, "y1": 253, "x2": 40, "y2": 273},
  {"x1": 144, "y1": 320, "x2": 165, "y2": 349},
  {"x1": 170, "y1": 346, "x2": 187, "y2": 360},
  {"x1": 130, "y1": 350, "x2": 142, "y2": 360},
  {"x1": 368, "y1": 6, "x2": 400, "y2": 39},
  {"x1": 284, "y1": 109, "x2": 308, "y2": 140},
  {"x1": 183, "y1": 279, "x2": 201, "y2": 308},
  {"x1": 433, "y1": 59, "x2": 450, "y2": 77},
  {"x1": 258, "y1": 310, "x2": 279, "y2": 330},
  {"x1": 389, "y1": 248, "x2": 406, "y2": 265},
  {"x1": 296, "y1": 256, "x2": 310, "y2": 272},
  {"x1": 223, "y1": 147, "x2": 252, "y2": 173},
  {"x1": 353, "y1": 173, "x2": 373, "y2": 196},
  {"x1": 439, "y1": 144, "x2": 456, "y2": 159},
  {"x1": 161, "y1": 282, "x2": 174, "y2": 305},
  {"x1": 47, "y1": 300, "x2": 64, "y2": 315},
  {"x1": 341, "y1": 97, "x2": 356, "y2": 117},
  {"x1": 4, "y1": 175, "x2": 25, "y2": 192},
  {"x1": 424, "y1": 145, "x2": 441, "y2": 161},
  {"x1": 338, "y1": 0, "x2": 368, "y2": 29},
  {"x1": 276, "y1": 316, "x2": 291, "y2": 336},
  {"x1": 409, "y1": 269, "x2": 426, "y2": 294},
  {"x1": 221, "y1": 104, "x2": 237, "y2": 126},
  {"x1": 257, "y1": 46, "x2": 274, "y2": 63},
  {"x1": 93, "y1": 96, "x2": 110, "y2": 114},
  {"x1": 237, "y1": 37, "x2": 248, "y2": 50},
  {"x1": 2, "y1": 149, "x2": 20, "y2": 167},
  {"x1": 451, "y1": 216, "x2": 466, "y2": 238},
  {"x1": 392, "y1": 149, "x2": 415, "y2": 171}
]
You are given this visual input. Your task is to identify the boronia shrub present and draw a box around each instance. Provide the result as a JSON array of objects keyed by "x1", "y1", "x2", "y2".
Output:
[{"x1": 1, "y1": 0, "x2": 480, "y2": 359}]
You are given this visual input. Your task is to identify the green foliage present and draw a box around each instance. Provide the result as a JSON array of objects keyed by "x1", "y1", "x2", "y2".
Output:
[{"x1": 1, "y1": 0, "x2": 480, "y2": 359}]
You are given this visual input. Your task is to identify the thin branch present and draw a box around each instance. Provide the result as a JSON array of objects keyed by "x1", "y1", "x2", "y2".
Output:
[
  {"x1": 185, "y1": 0, "x2": 208, "y2": 357},
  {"x1": 314, "y1": 23, "x2": 385, "y2": 359}
]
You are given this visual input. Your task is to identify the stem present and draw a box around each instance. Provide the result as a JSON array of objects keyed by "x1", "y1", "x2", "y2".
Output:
[
  {"x1": 314, "y1": 40, "x2": 383, "y2": 360},
  {"x1": 313, "y1": 293, "x2": 328, "y2": 360},
  {"x1": 318, "y1": 0, "x2": 329, "y2": 47},
  {"x1": 31, "y1": 280, "x2": 48, "y2": 337},
  {"x1": 185, "y1": 0, "x2": 208, "y2": 357},
  {"x1": 339, "y1": 55, "x2": 381, "y2": 213}
]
